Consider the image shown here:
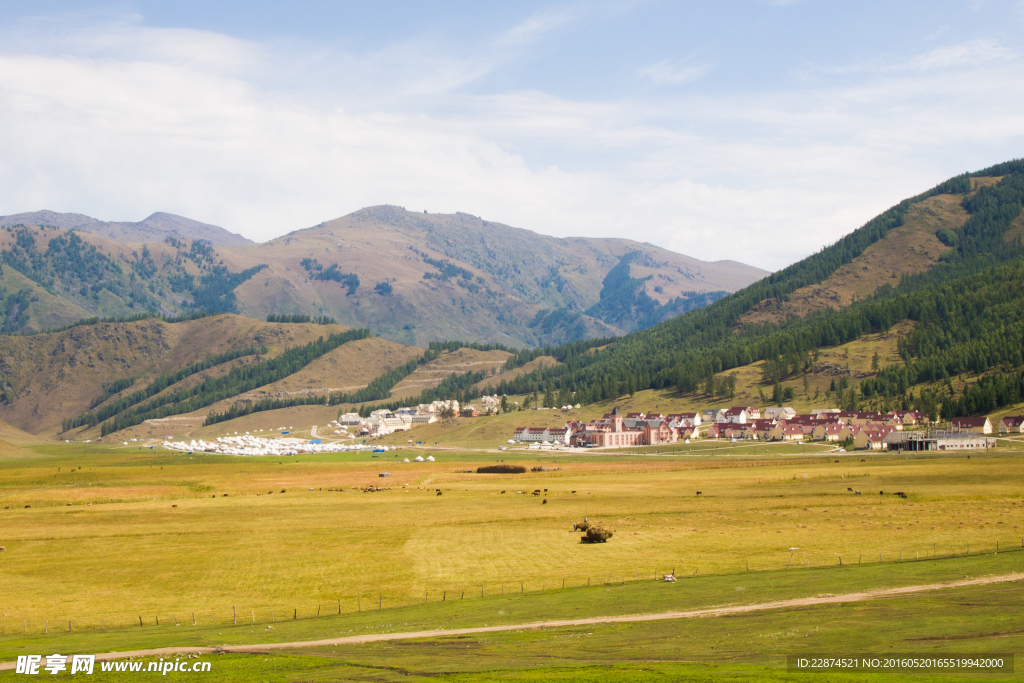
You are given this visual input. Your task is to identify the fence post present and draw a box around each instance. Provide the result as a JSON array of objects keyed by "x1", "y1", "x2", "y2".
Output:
[
  {"x1": 69, "y1": 621, "x2": 72, "y2": 632},
  {"x1": 379, "y1": 594, "x2": 382, "y2": 610},
  {"x1": 192, "y1": 612, "x2": 195, "y2": 626},
  {"x1": 139, "y1": 615, "x2": 142, "y2": 627},
  {"x1": 233, "y1": 606, "x2": 236, "y2": 624},
  {"x1": 293, "y1": 609, "x2": 296, "y2": 620},
  {"x1": 252, "y1": 611, "x2": 256, "y2": 623},
  {"x1": 338, "y1": 599, "x2": 341, "y2": 614}
]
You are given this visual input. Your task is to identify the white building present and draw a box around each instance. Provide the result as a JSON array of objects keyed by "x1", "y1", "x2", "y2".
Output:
[{"x1": 763, "y1": 407, "x2": 796, "y2": 422}]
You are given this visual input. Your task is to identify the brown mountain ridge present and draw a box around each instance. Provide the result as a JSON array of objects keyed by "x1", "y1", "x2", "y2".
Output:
[{"x1": 0, "y1": 206, "x2": 768, "y2": 347}]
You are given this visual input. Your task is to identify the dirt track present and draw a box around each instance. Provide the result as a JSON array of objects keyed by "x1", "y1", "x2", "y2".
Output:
[{"x1": 3, "y1": 573, "x2": 1022, "y2": 668}]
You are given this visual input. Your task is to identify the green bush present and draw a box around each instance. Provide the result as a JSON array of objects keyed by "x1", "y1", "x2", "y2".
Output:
[{"x1": 936, "y1": 227, "x2": 959, "y2": 247}]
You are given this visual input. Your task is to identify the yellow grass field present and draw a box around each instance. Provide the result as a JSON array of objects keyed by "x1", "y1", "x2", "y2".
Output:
[{"x1": 1, "y1": 441, "x2": 1023, "y2": 634}]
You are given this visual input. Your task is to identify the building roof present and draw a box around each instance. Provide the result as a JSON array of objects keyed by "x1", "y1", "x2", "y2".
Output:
[
  {"x1": 952, "y1": 416, "x2": 991, "y2": 427},
  {"x1": 1001, "y1": 416, "x2": 1024, "y2": 427}
]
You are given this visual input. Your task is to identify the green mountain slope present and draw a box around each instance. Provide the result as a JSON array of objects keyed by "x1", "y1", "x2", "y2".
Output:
[{"x1": 449, "y1": 159, "x2": 1024, "y2": 419}]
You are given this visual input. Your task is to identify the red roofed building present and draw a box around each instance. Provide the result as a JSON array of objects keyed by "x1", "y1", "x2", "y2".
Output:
[
  {"x1": 999, "y1": 416, "x2": 1024, "y2": 434},
  {"x1": 952, "y1": 416, "x2": 993, "y2": 434}
]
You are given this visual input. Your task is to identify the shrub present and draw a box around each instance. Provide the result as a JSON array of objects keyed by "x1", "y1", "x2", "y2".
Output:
[
  {"x1": 936, "y1": 227, "x2": 959, "y2": 247},
  {"x1": 476, "y1": 465, "x2": 526, "y2": 474}
]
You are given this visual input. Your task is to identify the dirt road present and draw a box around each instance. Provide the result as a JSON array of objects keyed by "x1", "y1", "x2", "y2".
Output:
[{"x1": 3, "y1": 573, "x2": 1021, "y2": 668}]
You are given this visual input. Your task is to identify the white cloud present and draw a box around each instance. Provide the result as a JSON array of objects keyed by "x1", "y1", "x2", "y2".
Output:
[
  {"x1": 638, "y1": 60, "x2": 711, "y2": 85},
  {"x1": 0, "y1": 17, "x2": 1022, "y2": 271},
  {"x1": 898, "y1": 39, "x2": 1014, "y2": 71},
  {"x1": 496, "y1": 5, "x2": 581, "y2": 47}
]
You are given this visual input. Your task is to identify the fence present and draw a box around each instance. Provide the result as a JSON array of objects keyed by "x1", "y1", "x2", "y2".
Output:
[{"x1": 3, "y1": 540, "x2": 1021, "y2": 638}]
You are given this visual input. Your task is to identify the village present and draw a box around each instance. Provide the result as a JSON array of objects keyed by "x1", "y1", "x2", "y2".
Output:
[{"x1": 511, "y1": 405, "x2": 1019, "y2": 451}]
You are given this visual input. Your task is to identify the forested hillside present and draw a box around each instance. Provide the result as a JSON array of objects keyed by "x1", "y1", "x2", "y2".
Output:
[
  {"x1": 409, "y1": 160, "x2": 1024, "y2": 420},
  {"x1": 0, "y1": 226, "x2": 265, "y2": 332}
]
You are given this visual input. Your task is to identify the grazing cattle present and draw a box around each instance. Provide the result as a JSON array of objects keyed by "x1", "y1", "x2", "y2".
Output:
[
  {"x1": 542, "y1": 499, "x2": 547, "y2": 505},
  {"x1": 855, "y1": 491, "x2": 862, "y2": 495},
  {"x1": 894, "y1": 491, "x2": 908, "y2": 499},
  {"x1": 501, "y1": 490, "x2": 506, "y2": 494},
  {"x1": 0, "y1": 546, "x2": 5, "y2": 551},
  {"x1": 835, "y1": 460, "x2": 839, "y2": 463},
  {"x1": 879, "y1": 491, "x2": 884, "y2": 495},
  {"x1": 172, "y1": 505, "x2": 177, "y2": 508},
  {"x1": 436, "y1": 491, "x2": 443, "y2": 496},
  {"x1": 571, "y1": 491, "x2": 577, "y2": 494},
  {"x1": 847, "y1": 487, "x2": 853, "y2": 491},
  {"x1": 696, "y1": 491, "x2": 702, "y2": 496}
]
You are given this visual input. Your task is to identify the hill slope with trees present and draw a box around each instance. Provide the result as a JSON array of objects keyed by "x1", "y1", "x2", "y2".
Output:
[{"x1": 421, "y1": 160, "x2": 1024, "y2": 420}]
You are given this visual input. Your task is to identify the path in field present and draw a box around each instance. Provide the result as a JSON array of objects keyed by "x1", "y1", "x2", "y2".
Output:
[
  {"x1": 310, "y1": 424, "x2": 318, "y2": 438},
  {"x1": 3, "y1": 573, "x2": 1021, "y2": 668}
]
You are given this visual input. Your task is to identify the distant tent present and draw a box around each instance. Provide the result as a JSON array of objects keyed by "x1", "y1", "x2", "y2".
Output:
[{"x1": 414, "y1": 455, "x2": 425, "y2": 462}]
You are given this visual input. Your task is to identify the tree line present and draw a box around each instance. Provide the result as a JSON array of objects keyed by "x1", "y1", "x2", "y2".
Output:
[{"x1": 97, "y1": 328, "x2": 370, "y2": 435}]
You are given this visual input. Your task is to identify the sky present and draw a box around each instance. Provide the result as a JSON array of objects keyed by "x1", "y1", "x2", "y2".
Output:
[{"x1": 0, "y1": 1, "x2": 1022, "y2": 270}]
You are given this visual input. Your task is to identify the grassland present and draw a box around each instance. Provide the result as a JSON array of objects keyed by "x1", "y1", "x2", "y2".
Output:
[
  {"x1": 2, "y1": 440, "x2": 1023, "y2": 634},
  {"x1": 1, "y1": 548, "x2": 1022, "y2": 681}
]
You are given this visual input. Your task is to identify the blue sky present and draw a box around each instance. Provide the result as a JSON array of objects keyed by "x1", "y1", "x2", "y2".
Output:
[{"x1": 0, "y1": 1, "x2": 1022, "y2": 269}]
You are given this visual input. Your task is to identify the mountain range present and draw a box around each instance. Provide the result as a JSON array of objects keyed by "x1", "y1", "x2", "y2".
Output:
[
  {"x1": 0, "y1": 210, "x2": 253, "y2": 246},
  {"x1": 0, "y1": 206, "x2": 768, "y2": 346},
  {"x1": 5, "y1": 159, "x2": 1024, "y2": 441}
]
